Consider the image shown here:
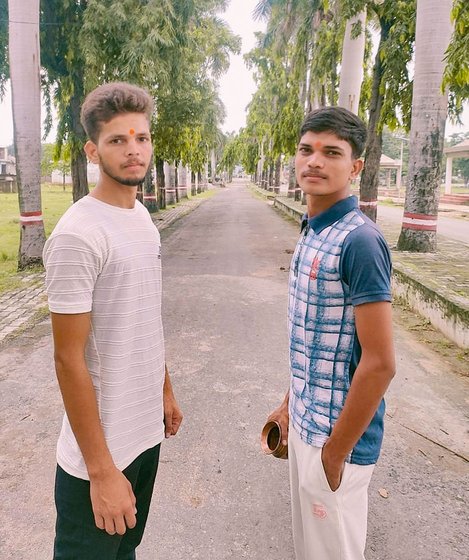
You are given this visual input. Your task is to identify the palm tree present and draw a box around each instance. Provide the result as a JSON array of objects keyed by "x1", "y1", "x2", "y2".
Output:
[
  {"x1": 8, "y1": 0, "x2": 46, "y2": 268},
  {"x1": 338, "y1": 9, "x2": 366, "y2": 114},
  {"x1": 397, "y1": 0, "x2": 453, "y2": 252}
]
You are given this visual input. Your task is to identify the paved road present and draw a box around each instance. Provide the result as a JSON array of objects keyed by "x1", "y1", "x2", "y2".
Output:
[
  {"x1": 1, "y1": 182, "x2": 468, "y2": 559},
  {"x1": 377, "y1": 204, "x2": 469, "y2": 246}
]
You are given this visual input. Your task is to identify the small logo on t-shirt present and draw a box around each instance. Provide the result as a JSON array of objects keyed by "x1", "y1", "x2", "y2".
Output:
[
  {"x1": 310, "y1": 257, "x2": 320, "y2": 280},
  {"x1": 312, "y1": 503, "x2": 327, "y2": 519}
]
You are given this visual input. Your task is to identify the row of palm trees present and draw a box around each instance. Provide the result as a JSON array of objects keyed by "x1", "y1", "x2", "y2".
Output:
[{"x1": 220, "y1": 0, "x2": 464, "y2": 252}]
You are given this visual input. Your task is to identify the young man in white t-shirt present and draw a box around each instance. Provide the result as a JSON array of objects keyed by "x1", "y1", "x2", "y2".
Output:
[{"x1": 44, "y1": 82, "x2": 183, "y2": 560}]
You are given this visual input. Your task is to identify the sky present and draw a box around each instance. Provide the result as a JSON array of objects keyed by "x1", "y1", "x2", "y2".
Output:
[
  {"x1": 0, "y1": 0, "x2": 468, "y2": 146},
  {"x1": 218, "y1": 0, "x2": 266, "y2": 133}
]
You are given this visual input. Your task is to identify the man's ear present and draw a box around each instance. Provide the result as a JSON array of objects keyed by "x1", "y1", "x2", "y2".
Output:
[
  {"x1": 351, "y1": 158, "x2": 364, "y2": 179},
  {"x1": 84, "y1": 140, "x2": 99, "y2": 164}
]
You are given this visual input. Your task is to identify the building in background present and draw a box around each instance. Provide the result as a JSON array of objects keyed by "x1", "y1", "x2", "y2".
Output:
[{"x1": 0, "y1": 147, "x2": 17, "y2": 193}]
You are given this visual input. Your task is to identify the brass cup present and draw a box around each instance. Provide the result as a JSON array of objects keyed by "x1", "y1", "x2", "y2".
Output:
[{"x1": 261, "y1": 420, "x2": 288, "y2": 460}]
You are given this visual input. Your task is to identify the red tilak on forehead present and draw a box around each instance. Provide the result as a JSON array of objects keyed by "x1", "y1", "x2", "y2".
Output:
[
  {"x1": 313, "y1": 141, "x2": 322, "y2": 149},
  {"x1": 129, "y1": 128, "x2": 135, "y2": 135}
]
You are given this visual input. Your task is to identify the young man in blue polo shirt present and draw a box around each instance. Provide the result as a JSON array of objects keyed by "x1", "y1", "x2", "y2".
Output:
[{"x1": 267, "y1": 106, "x2": 395, "y2": 560}]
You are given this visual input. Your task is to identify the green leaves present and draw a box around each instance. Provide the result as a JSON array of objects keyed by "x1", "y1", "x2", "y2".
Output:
[
  {"x1": 0, "y1": 0, "x2": 8, "y2": 96},
  {"x1": 443, "y1": 0, "x2": 469, "y2": 120},
  {"x1": 36, "y1": 0, "x2": 239, "y2": 173}
]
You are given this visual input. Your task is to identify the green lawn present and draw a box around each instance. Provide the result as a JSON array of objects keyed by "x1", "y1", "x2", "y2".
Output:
[{"x1": 0, "y1": 184, "x2": 73, "y2": 293}]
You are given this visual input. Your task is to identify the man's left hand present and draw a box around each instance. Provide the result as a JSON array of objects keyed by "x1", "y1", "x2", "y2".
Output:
[{"x1": 163, "y1": 392, "x2": 183, "y2": 438}]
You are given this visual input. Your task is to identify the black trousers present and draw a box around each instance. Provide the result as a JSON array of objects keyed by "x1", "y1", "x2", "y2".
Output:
[{"x1": 53, "y1": 444, "x2": 161, "y2": 560}]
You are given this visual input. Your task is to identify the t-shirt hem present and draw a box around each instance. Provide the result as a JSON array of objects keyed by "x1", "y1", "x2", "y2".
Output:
[
  {"x1": 352, "y1": 292, "x2": 392, "y2": 306},
  {"x1": 57, "y1": 430, "x2": 165, "y2": 480},
  {"x1": 48, "y1": 304, "x2": 92, "y2": 314}
]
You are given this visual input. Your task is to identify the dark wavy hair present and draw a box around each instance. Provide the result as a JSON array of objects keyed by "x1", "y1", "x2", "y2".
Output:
[{"x1": 300, "y1": 106, "x2": 367, "y2": 159}]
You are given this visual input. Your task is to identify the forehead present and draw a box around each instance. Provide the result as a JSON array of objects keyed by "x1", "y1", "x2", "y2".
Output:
[
  {"x1": 99, "y1": 112, "x2": 150, "y2": 138},
  {"x1": 298, "y1": 130, "x2": 352, "y2": 152}
]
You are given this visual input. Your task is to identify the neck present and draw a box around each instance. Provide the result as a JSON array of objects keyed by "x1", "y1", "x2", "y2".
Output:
[
  {"x1": 90, "y1": 177, "x2": 138, "y2": 209},
  {"x1": 306, "y1": 189, "x2": 351, "y2": 218}
]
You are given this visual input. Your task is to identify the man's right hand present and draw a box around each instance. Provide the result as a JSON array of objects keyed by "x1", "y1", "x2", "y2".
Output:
[
  {"x1": 90, "y1": 467, "x2": 137, "y2": 535},
  {"x1": 266, "y1": 394, "x2": 290, "y2": 447}
]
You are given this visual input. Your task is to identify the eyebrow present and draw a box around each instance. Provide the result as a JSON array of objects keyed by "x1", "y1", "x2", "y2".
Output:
[
  {"x1": 106, "y1": 132, "x2": 150, "y2": 140},
  {"x1": 298, "y1": 142, "x2": 345, "y2": 153}
]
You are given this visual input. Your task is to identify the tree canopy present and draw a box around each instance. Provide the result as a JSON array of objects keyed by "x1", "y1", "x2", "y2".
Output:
[{"x1": 1, "y1": 0, "x2": 240, "y2": 199}]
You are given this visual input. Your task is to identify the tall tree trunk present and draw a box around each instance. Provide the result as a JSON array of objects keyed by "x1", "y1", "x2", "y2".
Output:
[
  {"x1": 257, "y1": 139, "x2": 265, "y2": 188},
  {"x1": 69, "y1": 88, "x2": 89, "y2": 202},
  {"x1": 165, "y1": 162, "x2": 176, "y2": 205},
  {"x1": 191, "y1": 170, "x2": 196, "y2": 196},
  {"x1": 9, "y1": 0, "x2": 46, "y2": 269},
  {"x1": 174, "y1": 161, "x2": 179, "y2": 203},
  {"x1": 156, "y1": 158, "x2": 166, "y2": 210},
  {"x1": 143, "y1": 156, "x2": 157, "y2": 213},
  {"x1": 268, "y1": 162, "x2": 274, "y2": 191},
  {"x1": 288, "y1": 156, "x2": 296, "y2": 199},
  {"x1": 262, "y1": 166, "x2": 268, "y2": 190},
  {"x1": 397, "y1": 0, "x2": 452, "y2": 252},
  {"x1": 178, "y1": 163, "x2": 188, "y2": 200},
  {"x1": 359, "y1": 18, "x2": 390, "y2": 222},
  {"x1": 203, "y1": 162, "x2": 209, "y2": 192},
  {"x1": 274, "y1": 155, "x2": 281, "y2": 194},
  {"x1": 210, "y1": 149, "x2": 217, "y2": 182},
  {"x1": 338, "y1": 10, "x2": 367, "y2": 115}
]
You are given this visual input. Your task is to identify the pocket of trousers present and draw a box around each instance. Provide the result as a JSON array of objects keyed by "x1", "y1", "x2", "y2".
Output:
[{"x1": 317, "y1": 449, "x2": 348, "y2": 494}]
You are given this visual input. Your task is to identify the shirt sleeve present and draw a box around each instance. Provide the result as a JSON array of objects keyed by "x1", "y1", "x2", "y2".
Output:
[
  {"x1": 340, "y1": 223, "x2": 392, "y2": 306},
  {"x1": 43, "y1": 232, "x2": 102, "y2": 314}
]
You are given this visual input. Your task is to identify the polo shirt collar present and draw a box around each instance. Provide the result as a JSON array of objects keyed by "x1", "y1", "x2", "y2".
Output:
[{"x1": 301, "y1": 195, "x2": 358, "y2": 234}]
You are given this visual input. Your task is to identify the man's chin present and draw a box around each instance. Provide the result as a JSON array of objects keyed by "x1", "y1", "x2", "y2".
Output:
[{"x1": 116, "y1": 176, "x2": 146, "y2": 187}]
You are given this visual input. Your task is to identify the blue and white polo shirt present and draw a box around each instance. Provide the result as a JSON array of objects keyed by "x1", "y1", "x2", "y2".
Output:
[{"x1": 288, "y1": 195, "x2": 392, "y2": 465}]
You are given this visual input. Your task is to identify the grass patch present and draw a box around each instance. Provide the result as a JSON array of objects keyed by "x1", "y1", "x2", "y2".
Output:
[
  {"x1": 187, "y1": 187, "x2": 218, "y2": 200},
  {"x1": 0, "y1": 184, "x2": 73, "y2": 293}
]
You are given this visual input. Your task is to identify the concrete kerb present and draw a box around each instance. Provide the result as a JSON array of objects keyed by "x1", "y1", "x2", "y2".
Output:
[
  {"x1": 151, "y1": 197, "x2": 207, "y2": 232},
  {"x1": 262, "y1": 188, "x2": 469, "y2": 350}
]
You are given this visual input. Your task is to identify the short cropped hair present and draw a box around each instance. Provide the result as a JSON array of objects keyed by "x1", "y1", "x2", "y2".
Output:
[
  {"x1": 300, "y1": 106, "x2": 367, "y2": 159},
  {"x1": 80, "y1": 82, "x2": 154, "y2": 142}
]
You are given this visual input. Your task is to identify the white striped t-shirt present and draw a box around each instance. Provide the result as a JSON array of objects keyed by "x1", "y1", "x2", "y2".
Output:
[{"x1": 43, "y1": 195, "x2": 165, "y2": 480}]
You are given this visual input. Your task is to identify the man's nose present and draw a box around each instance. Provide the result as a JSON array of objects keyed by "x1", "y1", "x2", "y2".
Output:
[
  {"x1": 307, "y1": 151, "x2": 324, "y2": 168},
  {"x1": 126, "y1": 138, "x2": 140, "y2": 155}
]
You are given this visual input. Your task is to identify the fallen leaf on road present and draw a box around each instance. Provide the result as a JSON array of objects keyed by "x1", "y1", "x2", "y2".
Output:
[{"x1": 378, "y1": 488, "x2": 389, "y2": 499}]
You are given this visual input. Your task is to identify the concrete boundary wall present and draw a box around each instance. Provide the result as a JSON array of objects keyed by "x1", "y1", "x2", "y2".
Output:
[
  {"x1": 392, "y1": 269, "x2": 469, "y2": 349},
  {"x1": 273, "y1": 197, "x2": 303, "y2": 224},
  {"x1": 272, "y1": 195, "x2": 469, "y2": 349}
]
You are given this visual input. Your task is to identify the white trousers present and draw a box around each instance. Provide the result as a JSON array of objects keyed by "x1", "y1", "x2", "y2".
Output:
[{"x1": 289, "y1": 427, "x2": 375, "y2": 560}]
